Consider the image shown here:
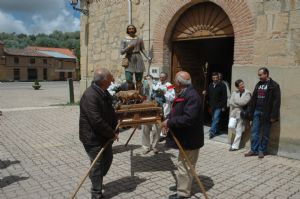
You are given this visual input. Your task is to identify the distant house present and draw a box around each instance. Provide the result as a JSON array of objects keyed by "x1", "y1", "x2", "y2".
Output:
[{"x1": 0, "y1": 42, "x2": 78, "y2": 81}]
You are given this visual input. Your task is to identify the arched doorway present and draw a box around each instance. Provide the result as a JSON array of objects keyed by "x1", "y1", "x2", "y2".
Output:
[{"x1": 171, "y1": 2, "x2": 234, "y2": 131}]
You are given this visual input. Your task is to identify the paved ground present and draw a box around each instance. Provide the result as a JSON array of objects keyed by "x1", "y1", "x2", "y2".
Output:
[
  {"x1": 1, "y1": 106, "x2": 300, "y2": 199},
  {"x1": 0, "y1": 81, "x2": 80, "y2": 109},
  {"x1": 0, "y1": 82, "x2": 300, "y2": 198}
]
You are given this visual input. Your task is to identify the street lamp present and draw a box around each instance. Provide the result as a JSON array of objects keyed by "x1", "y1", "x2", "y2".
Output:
[{"x1": 70, "y1": 0, "x2": 89, "y2": 16}]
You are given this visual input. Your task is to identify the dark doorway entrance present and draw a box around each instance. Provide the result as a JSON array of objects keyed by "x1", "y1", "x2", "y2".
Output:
[
  {"x1": 67, "y1": 72, "x2": 72, "y2": 79},
  {"x1": 43, "y1": 69, "x2": 47, "y2": 80},
  {"x1": 27, "y1": 69, "x2": 38, "y2": 81},
  {"x1": 170, "y1": 2, "x2": 235, "y2": 135},
  {"x1": 172, "y1": 37, "x2": 234, "y2": 132},
  {"x1": 13, "y1": 69, "x2": 20, "y2": 81},
  {"x1": 59, "y1": 72, "x2": 65, "y2": 81}
]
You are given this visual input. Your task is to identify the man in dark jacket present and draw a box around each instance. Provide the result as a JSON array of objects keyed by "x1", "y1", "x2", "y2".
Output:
[
  {"x1": 245, "y1": 67, "x2": 281, "y2": 159},
  {"x1": 162, "y1": 71, "x2": 204, "y2": 199},
  {"x1": 79, "y1": 68, "x2": 118, "y2": 199},
  {"x1": 205, "y1": 72, "x2": 227, "y2": 139}
]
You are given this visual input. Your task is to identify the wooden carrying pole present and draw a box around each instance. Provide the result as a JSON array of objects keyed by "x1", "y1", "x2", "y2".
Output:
[
  {"x1": 124, "y1": 126, "x2": 138, "y2": 147},
  {"x1": 202, "y1": 62, "x2": 208, "y2": 110},
  {"x1": 70, "y1": 121, "x2": 121, "y2": 199},
  {"x1": 170, "y1": 131, "x2": 209, "y2": 199}
]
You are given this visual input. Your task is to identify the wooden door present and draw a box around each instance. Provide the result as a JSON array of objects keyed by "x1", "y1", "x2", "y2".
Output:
[
  {"x1": 172, "y1": 42, "x2": 207, "y2": 94},
  {"x1": 171, "y1": 2, "x2": 234, "y2": 92}
]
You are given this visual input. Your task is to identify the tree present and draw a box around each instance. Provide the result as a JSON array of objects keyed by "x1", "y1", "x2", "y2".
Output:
[{"x1": 0, "y1": 31, "x2": 80, "y2": 60}]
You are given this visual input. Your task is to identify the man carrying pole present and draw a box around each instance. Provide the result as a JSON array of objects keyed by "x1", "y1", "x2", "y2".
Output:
[
  {"x1": 161, "y1": 71, "x2": 206, "y2": 199},
  {"x1": 79, "y1": 68, "x2": 119, "y2": 199}
]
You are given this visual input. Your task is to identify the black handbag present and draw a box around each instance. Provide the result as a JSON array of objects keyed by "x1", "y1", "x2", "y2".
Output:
[{"x1": 240, "y1": 108, "x2": 251, "y2": 120}]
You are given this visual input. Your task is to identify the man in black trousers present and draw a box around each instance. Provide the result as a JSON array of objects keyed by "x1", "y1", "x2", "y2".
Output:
[{"x1": 79, "y1": 68, "x2": 119, "y2": 199}]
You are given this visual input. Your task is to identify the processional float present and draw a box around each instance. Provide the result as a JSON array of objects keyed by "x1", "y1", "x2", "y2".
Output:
[{"x1": 71, "y1": 90, "x2": 208, "y2": 199}]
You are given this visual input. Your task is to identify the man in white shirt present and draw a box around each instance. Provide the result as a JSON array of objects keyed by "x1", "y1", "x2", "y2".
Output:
[
  {"x1": 152, "y1": 72, "x2": 176, "y2": 142},
  {"x1": 141, "y1": 72, "x2": 175, "y2": 154}
]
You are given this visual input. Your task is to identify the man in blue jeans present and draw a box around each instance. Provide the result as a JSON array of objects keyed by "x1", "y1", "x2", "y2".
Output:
[
  {"x1": 204, "y1": 72, "x2": 227, "y2": 139},
  {"x1": 245, "y1": 67, "x2": 281, "y2": 158}
]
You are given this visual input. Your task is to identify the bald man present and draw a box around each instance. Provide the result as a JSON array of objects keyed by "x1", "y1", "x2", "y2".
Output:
[
  {"x1": 162, "y1": 71, "x2": 204, "y2": 199},
  {"x1": 79, "y1": 68, "x2": 119, "y2": 199}
]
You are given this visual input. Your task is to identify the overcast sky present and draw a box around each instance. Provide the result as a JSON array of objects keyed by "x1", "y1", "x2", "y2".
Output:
[{"x1": 0, "y1": 0, "x2": 80, "y2": 34}]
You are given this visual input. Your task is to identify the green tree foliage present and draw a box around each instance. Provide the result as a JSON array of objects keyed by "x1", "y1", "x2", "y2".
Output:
[{"x1": 0, "y1": 31, "x2": 80, "y2": 59}]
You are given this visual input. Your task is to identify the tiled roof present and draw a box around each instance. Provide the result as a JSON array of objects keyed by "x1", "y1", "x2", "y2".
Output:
[
  {"x1": 26, "y1": 46, "x2": 76, "y2": 58},
  {"x1": 4, "y1": 48, "x2": 51, "y2": 57},
  {"x1": 37, "y1": 50, "x2": 75, "y2": 59}
]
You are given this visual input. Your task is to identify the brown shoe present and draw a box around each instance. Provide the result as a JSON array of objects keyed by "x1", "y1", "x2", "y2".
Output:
[
  {"x1": 153, "y1": 148, "x2": 159, "y2": 154},
  {"x1": 142, "y1": 148, "x2": 151, "y2": 155},
  {"x1": 244, "y1": 151, "x2": 257, "y2": 157},
  {"x1": 258, "y1": 151, "x2": 264, "y2": 158}
]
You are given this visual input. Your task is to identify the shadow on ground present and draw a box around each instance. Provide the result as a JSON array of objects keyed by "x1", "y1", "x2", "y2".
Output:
[
  {"x1": 103, "y1": 176, "x2": 146, "y2": 198},
  {"x1": 191, "y1": 175, "x2": 214, "y2": 197},
  {"x1": 131, "y1": 152, "x2": 176, "y2": 173},
  {"x1": 0, "y1": 160, "x2": 29, "y2": 188},
  {"x1": 0, "y1": 160, "x2": 21, "y2": 169},
  {"x1": 0, "y1": 175, "x2": 29, "y2": 188},
  {"x1": 113, "y1": 144, "x2": 141, "y2": 155}
]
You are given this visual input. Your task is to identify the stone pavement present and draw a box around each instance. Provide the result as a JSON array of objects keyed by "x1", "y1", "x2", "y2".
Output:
[
  {"x1": 0, "y1": 81, "x2": 80, "y2": 109},
  {"x1": 0, "y1": 106, "x2": 300, "y2": 199}
]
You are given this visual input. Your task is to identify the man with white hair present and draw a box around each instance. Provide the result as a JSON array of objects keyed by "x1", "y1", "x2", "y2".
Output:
[
  {"x1": 162, "y1": 71, "x2": 204, "y2": 199},
  {"x1": 153, "y1": 72, "x2": 176, "y2": 142},
  {"x1": 79, "y1": 68, "x2": 119, "y2": 199}
]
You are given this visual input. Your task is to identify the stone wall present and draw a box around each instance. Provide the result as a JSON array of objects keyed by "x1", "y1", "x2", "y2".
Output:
[
  {"x1": 80, "y1": 0, "x2": 300, "y2": 159},
  {"x1": 79, "y1": 0, "x2": 152, "y2": 92},
  {"x1": 233, "y1": 0, "x2": 300, "y2": 159}
]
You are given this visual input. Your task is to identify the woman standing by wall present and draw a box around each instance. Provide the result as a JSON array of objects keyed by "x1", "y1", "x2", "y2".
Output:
[{"x1": 229, "y1": 79, "x2": 251, "y2": 151}]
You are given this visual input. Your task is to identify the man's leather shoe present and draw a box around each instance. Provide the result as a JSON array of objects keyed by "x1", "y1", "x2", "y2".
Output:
[
  {"x1": 159, "y1": 136, "x2": 166, "y2": 142},
  {"x1": 153, "y1": 148, "x2": 159, "y2": 154},
  {"x1": 258, "y1": 151, "x2": 264, "y2": 158},
  {"x1": 169, "y1": 185, "x2": 177, "y2": 191},
  {"x1": 168, "y1": 193, "x2": 189, "y2": 199},
  {"x1": 209, "y1": 134, "x2": 215, "y2": 139},
  {"x1": 244, "y1": 151, "x2": 257, "y2": 157},
  {"x1": 142, "y1": 149, "x2": 151, "y2": 155},
  {"x1": 91, "y1": 193, "x2": 104, "y2": 199}
]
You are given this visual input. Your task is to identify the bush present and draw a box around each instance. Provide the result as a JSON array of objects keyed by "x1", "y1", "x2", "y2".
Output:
[{"x1": 32, "y1": 80, "x2": 41, "y2": 90}]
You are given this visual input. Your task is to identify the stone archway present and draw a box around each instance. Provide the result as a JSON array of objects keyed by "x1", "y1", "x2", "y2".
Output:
[
  {"x1": 152, "y1": 0, "x2": 255, "y2": 70},
  {"x1": 169, "y1": 2, "x2": 235, "y2": 129},
  {"x1": 170, "y1": 2, "x2": 234, "y2": 90}
]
